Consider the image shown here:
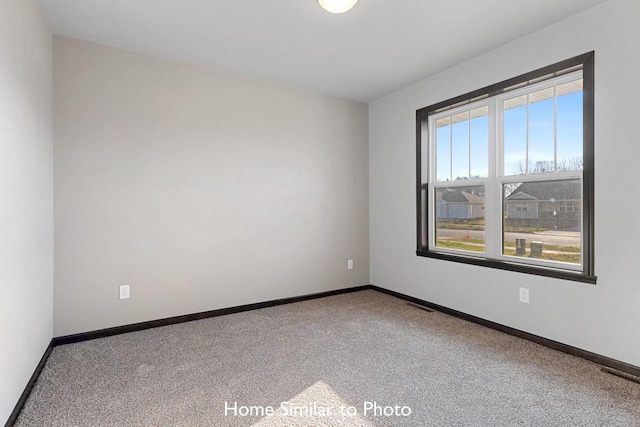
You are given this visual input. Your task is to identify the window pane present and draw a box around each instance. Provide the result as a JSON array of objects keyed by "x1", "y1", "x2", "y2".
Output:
[
  {"x1": 470, "y1": 106, "x2": 489, "y2": 178},
  {"x1": 435, "y1": 185, "x2": 485, "y2": 253},
  {"x1": 436, "y1": 117, "x2": 451, "y2": 181},
  {"x1": 503, "y1": 95, "x2": 527, "y2": 175},
  {"x1": 503, "y1": 180, "x2": 581, "y2": 265},
  {"x1": 528, "y1": 88, "x2": 555, "y2": 173},
  {"x1": 451, "y1": 111, "x2": 470, "y2": 180},
  {"x1": 557, "y1": 79, "x2": 583, "y2": 171}
]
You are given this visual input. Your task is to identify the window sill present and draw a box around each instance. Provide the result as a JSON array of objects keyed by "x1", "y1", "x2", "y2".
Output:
[{"x1": 416, "y1": 250, "x2": 597, "y2": 284}]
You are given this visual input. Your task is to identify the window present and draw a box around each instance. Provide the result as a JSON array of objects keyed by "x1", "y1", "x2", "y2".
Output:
[
  {"x1": 559, "y1": 201, "x2": 580, "y2": 213},
  {"x1": 515, "y1": 202, "x2": 528, "y2": 212},
  {"x1": 417, "y1": 53, "x2": 595, "y2": 283}
]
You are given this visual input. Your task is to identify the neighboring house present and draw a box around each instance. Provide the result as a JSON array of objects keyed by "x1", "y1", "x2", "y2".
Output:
[
  {"x1": 504, "y1": 181, "x2": 581, "y2": 222},
  {"x1": 436, "y1": 188, "x2": 485, "y2": 219}
]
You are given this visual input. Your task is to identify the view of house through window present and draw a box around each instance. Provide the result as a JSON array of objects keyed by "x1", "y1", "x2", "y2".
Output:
[
  {"x1": 435, "y1": 185, "x2": 486, "y2": 253},
  {"x1": 503, "y1": 180, "x2": 581, "y2": 264},
  {"x1": 417, "y1": 53, "x2": 594, "y2": 282}
]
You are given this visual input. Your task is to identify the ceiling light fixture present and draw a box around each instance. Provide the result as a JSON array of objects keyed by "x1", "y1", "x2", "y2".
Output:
[{"x1": 318, "y1": 0, "x2": 359, "y2": 14}]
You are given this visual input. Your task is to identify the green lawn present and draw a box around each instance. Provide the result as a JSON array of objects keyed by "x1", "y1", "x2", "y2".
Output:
[
  {"x1": 436, "y1": 218, "x2": 551, "y2": 233},
  {"x1": 435, "y1": 239, "x2": 485, "y2": 252},
  {"x1": 503, "y1": 225, "x2": 550, "y2": 233},
  {"x1": 435, "y1": 219, "x2": 484, "y2": 231},
  {"x1": 435, "y1": 238, "x2": 581, "y2": 264},
  {"x1": 503, "y1": 248, "x2": 581, "y2": 264},
  {"x1": 514, "y1": 242, "x2": 580, "y2": 253}
]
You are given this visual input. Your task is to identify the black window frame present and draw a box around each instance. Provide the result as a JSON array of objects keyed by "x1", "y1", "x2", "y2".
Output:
[{"x1": 416, "y1": 52, "x2": 596, "y2": 284}]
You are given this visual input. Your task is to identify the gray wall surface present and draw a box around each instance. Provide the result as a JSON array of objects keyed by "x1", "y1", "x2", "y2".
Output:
[
  {"x1": 53, "y1": 37, "x2": 369, "y2": 336},
  {"x1": 0, "y1": 0, "x2": 53, "y2": 422},
  {"x1": 370, "y1": 0, "x2": 640, "y2": 367}
]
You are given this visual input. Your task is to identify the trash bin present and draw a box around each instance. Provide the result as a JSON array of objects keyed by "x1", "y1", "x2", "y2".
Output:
[
  {"x1": 516, "y1": 238, "x2": 526, "y2": 256},
  {"x1": 531, "y1": 241, "x2": 543, "y2": 258}
]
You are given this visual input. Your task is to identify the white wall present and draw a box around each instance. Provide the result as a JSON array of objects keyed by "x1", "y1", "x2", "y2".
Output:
[
  {"x1": 370, "y1": 0, "x2": 640, "y2": 367},
  {"x1": 53, "y1": 37, "x2": 369, "y2": 336},
  {"x1": 0, "y1": 0, "x2": 53, "y2": 423}
]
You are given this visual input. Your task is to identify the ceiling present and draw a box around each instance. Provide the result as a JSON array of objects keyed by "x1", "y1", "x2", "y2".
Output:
[{"x1": 40, "y1": 0, "x2": 608, "y2": 103}]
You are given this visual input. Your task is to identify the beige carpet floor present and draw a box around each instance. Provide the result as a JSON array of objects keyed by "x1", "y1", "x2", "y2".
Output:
[{"x1": 15, "y1": 290, "x2": 640, "y2": 426}]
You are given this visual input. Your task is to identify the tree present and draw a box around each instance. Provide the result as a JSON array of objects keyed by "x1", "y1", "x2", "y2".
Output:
[{"x1": 513, "y1": 156, "x2": 583, "y2": 175}]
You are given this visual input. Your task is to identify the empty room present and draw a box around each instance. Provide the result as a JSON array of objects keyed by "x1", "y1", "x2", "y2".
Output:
[{"x1": 2, "y1": 0, "x2": 640, "y2": 425}]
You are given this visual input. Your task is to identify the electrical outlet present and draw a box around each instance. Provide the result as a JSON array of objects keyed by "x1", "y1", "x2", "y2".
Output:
[
  {"x1": 519, "y1": 287, "x2": 529, "y2": 303},
  {"x1": 119, "y1": 285, "x2": 130, "y2": 300},
  {"x1": 347, "y1": 259, "x2": 354, "y2": 270}
]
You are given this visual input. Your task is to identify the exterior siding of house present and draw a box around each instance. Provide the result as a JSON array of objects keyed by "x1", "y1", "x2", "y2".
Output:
[
  {"x1": 505, "y1": 201, "x2": 538, "y2": 219},
  {"x1": 437, "y1": 202, "x2": 485, "y2": 219}
]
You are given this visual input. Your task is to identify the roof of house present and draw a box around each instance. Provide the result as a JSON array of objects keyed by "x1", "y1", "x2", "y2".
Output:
[
  {"x1": 462, "y1": 191, "x2": 485, "y2": 204},
  {"x1": 505, "y1": 180, "x2": 580, "y2": 201},
  {"x1": 436, "y1": 188, "x2": 485, "y2": 204}
]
